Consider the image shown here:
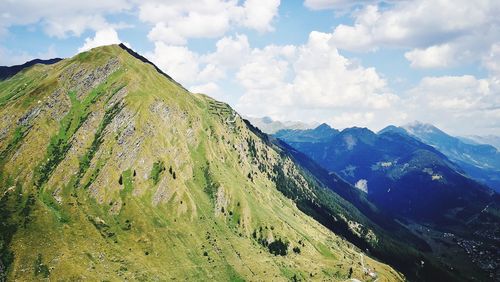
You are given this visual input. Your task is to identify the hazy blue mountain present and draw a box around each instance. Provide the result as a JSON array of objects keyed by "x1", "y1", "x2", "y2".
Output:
[
  {"x1": 245, "y1": 116, "x2": 317, "y2": 134},
  {"x1": 276, "y1": 125, "x2": 494, "y2": 221},
  {"x1": 401, "y1": 122, "x2": 500, "y2": 192},
  {"x1": 275, "y1": 124, "x2": 500, "y2": 279},
  {"x1": 463, "y1": 134, "x2": 500, "y2": 151},
  {"x1": 274, "y1": 123, "x2": 339, "y2": 143}
]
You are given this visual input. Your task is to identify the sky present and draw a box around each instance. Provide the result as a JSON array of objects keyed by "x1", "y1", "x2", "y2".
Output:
[{"x1": 0, "y1": 0, "x2": 499, "y2": 135}]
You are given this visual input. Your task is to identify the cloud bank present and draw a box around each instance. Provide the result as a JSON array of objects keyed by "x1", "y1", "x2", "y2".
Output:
[{"x1": 1, "y1": 0, "x2": 499, "y2": 135}]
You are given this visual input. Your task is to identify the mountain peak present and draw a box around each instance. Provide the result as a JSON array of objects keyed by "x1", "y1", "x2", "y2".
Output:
[
  {"x1": 315, "y1": 122, "x2": 332, "y2": 131},
  {"x1": 378, "y1": 125, "x2": 408, "y2": 136},
  {"x1": 261, "y1": 116, "x2": 273, "y2": 123},
  {"x1": 0, "y1": 45, "x2": 402, "y2": 281},
  {"x1": 311, "y1": 123, "x2": 341, "y2": 137},
  {"x1": 341, "y1": 126, "x2": 374, "y2": 135},
  {"x1": 403, "y1": 120, "x2": 439, "y2": 132}
]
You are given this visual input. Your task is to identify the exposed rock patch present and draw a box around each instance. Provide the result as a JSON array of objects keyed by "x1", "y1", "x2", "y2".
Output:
[{"x1": 152, "y1": 177, "x2": 171, "y2": 206}]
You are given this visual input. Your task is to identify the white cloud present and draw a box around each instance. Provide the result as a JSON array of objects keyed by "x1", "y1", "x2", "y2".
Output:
[
  {"x1": 331, "y1": 1, "x2": 499, "y2": 50},
  {"x1": 145, "y1": 42, "x2": 201, "y2": 85},
  {"x1": 329, "y1": 1, "x2": 500, "y2": 71},
  {"x1": 293, "y1": 32, "x2": 395, "y2": 110},
  {"x1": 235, "y1": 31, "x2": 402, "y2": 130},
  {"x1": 408, "y1": 75, "x2": 490, "y2": 111},
  {"x1": 44, "y1": 15, "x2": 109, "y2": 38},
  {"x1": 190, "y1": 82, "x2": 220, "y2": 95},
  {"x1": 139, "y1": 0, "x2": 280, "y2": 45},
  {"x1": 405, "y1": 75, "x2": 500, "y2": 135},
  {"x1": 234, "y1": 62, "x2": 497, "y2": 134},
  {"x1": 145, "y1": 9, "x2": 233, "y2": 44},
  {"x1": 0, "y1": 45, "x2": 57, "y2": 66},
  {"x1": 147, "y1": 23, "x2": 188, "y2": 46},
  {"x1": 145, "y1": 34, "x2": 252, "y2": 88},
  {"x1": 77, "y1": 28, "x2": 127, "y2": 52},
  {"x1": 0, "y1": 47, "x2": 33, "y2": 66},
  {"x1": 240, "y1": 0, "x2": 280, "y2": 32},
  {"x1": 483, "y1": 43, "x2": 500, "y2": 76},
  {"x1": 197, "y1": 64, "x2": 226, "y2": 82},
  {"x1": 404, "y1": 44, "x2": 455, "y2": 68},
  {"x1": 236, "y1": 45, "x2": 293, "y2": 90},
  {"x1": 304, "y1": 0, "x2": 377, "y2": 11},
  {"x1": 234, "y1": 45, "x2": 296, "y2": 117},
  {"x1": 1, "y1": 0, "x2": 279, "y2": 45},
  {"x1": 203, "y1": 34, "x2": 251, "y2": 70},
  {"x1": 230, "y1": 28, "x2": 499, "y2": 134},
  {"x1": 0, "y1": 0, "x2": 131, "y2": 38}
]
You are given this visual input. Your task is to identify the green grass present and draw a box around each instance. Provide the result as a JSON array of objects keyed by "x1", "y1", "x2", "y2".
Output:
[
  {"x1": 35, "y1": 90, "x2": 90, "y2": 187},
  {"x1": 35, "y1": 71, "x2": 124, "y2": 189},
  {"x1": 0, "y1": 45, "x2": 405, "y2": 282},
  {"x1": 0, "y1": 190, "x2": 19, "y2": 280},
  {"x1": 77, "y1": 102, "x2": 122, "y2": 188},
  {"x1": 0, "y1": 124, "x2": 29, "y2": 164},
  {"x1": 202, "y1": 163, "x2": 219, "y2": 201},
  {"x1": 39, "y1": 189, "x2": 70, "y2": 224},
  {"x1": 33, "y1": 254, "x2": 50, "y2": 278},
  {"x1": 149, "y1": 160, "x2": 165, "y2": 185},
  {"x1": 120, "y1": 169, "x2": 134, "y2": 200},
  {"x1": 0, "y1": 71, "x2": 47, "y2": 107}
]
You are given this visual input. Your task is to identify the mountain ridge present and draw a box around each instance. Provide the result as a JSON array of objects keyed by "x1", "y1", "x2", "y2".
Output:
[
  {"x1": 400, "y1": 122, "x2": 500, "y2": 192},
  {"x1": 244, "y1": 116, "x2": 318, "y2": 134},
  {"x1": 0, "y1": 58, "x2": 63, "y2": 81},
  {"x1": 0, "y1": 45, "x2": 404, "y2": 281},
  {"x1": 275, "y1": 122, "x2": 500, "y2": 280}
]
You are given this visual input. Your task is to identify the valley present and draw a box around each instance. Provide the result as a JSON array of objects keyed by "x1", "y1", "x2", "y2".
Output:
[{"x1": 274, "y1": 123, "x2": 500, "y2": 281}]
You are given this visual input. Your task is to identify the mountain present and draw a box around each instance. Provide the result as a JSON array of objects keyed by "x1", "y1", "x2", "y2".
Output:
[
  {"x1": 0, "y1": 45, "x2": 405, "y2": 281},
  {"x1": 0, "y1": 58, "x2": 63, "y2": 81},
  {"x1": 402, "y1": 121, "x2": 500, "y2": 192},
  {"x1": 245, "y1": 116, "x2": 317, "y2": 134},
  {"x1": 278, "y1": 125, "x2": 493, "y2": 221},
  {"x1": 274, "y1": 123, "x2": 339, "y2": 143},
  {"x1": 275, "y1": 124, "x2": 500, "y2": 280},
  {"x1": 464, "y1": 135, "x2": 500, "y2": 150}
]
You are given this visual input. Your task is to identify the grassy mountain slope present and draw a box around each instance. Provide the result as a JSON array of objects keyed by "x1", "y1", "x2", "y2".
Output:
[
  {"x1": 0, "y1": 45, "x2": 402, "y2": 281},
  {"x1": 0, "y1": 58, "x2": 63, "y2": 81}
]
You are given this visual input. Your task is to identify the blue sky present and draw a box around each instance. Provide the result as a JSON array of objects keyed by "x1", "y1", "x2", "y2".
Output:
[{"x1": 1, "y1": 0, "x2": 499, "y2": 135}]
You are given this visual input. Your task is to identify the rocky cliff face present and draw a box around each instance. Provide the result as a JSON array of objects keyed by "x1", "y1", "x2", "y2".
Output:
[{"x1": 0, "y1": 45, "x2": 402, "y2": 281}]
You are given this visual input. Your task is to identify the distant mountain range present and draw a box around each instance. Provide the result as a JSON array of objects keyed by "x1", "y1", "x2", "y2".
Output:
[
  {"x1": 0, "y1": 58, "x2": 62, "y2": 80},
  {"x1": 461, "y1": 135, "x2": 500, "y2": 151},
  {"x1": 276, "y1": 123, "x2": 495, "y2": 220},
  {"x1": 244, "y1": 116, "x2": 317, "y2": 134},
  {"x1": 274, "y1": 122, "x2": 500, "y2": 279},
  {"x1": 399, "y1": 121, "x2": 500, "y2": 193}
]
